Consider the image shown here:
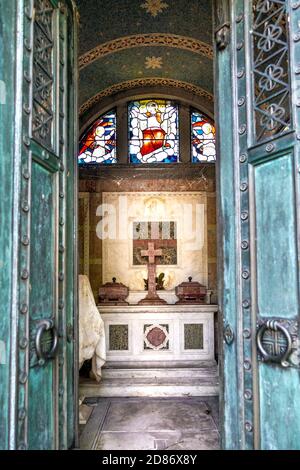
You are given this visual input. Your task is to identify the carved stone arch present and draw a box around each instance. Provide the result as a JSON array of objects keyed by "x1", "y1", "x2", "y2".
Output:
[
  {"x1": 80, "y1": 79, "x2": 213, "y2": 117},
  {"x1": 79, "y1": 34, "x2": 214, "y2": 70},
  {"x1": 80, "y1": 85, "x2": 214, "y2": 135}
]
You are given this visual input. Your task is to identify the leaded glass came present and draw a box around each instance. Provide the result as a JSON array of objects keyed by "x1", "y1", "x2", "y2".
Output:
[
  {"x1": 78, "y1": 111, "x2": 117, "y2": 164},
  {"x1": 191, "y1": 111, "x2": 216, "y2": 163},
  {"x1": 129, "y1": 99, "x2": 179, "y2": 164},
  {"x1": 78, "y1": 105, "x2": 216, "y2": 166}
]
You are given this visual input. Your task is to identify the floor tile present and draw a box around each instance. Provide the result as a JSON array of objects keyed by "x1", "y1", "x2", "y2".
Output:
[
  {"x1": 102, "y1": 399, "x2": 216, "y2": 433},
  {"x1": 80, "y1": 397, "x2": 220, "y2": 450}
]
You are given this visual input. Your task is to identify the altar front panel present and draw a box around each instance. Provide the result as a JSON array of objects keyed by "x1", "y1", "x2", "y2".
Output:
[{"x1": 98, "y1": 305, "x2": 217, "y2": 363}]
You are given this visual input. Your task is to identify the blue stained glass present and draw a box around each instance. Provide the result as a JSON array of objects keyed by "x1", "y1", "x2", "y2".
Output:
[
  {"x1": 78, "y1": 111, "x2": 117, "y2": 165},
  {"x1": 129, "y1": 99, "x2": 179, "y2": 164},
  {"x1": 191, "y1": 111, "x2": 216, "y2": 163}
]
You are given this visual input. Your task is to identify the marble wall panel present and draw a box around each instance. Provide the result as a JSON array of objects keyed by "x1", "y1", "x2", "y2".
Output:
[
  {"x1": 78, "y1": 175, "x2": 218, "y2": 302},
  {"x1": 102, "y1": 192, "x2": 208, "y2": 291}
]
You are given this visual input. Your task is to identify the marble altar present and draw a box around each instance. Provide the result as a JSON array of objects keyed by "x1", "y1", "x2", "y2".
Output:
[{"x1": 98, "y1": 304, "x2": 217, "y2": 364}]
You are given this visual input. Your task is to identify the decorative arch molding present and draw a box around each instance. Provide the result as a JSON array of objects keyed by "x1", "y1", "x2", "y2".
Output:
[
  {"x1": 79, "y1": 33, "x2": 213, "y2": 70},
  {"x1": 79, "y1": 86, "x2": 214, "y2": 135},
  {"x1": 79, "y1": 78, "x2": 214, "y2": 116}
]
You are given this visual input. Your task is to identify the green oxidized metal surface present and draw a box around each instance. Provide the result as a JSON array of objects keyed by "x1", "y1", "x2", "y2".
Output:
[
  {"x1": 217, "y1": 0, "x2": 300, "y2": 450},
  {"x1": 214, "y1": 0, "x2": 242, "y2": 450},
  {"x1": 233, "y1": 0, "x2": 254, "y2": 450},
  {"x1": 65, "y1": 1, "x2": 79, "y2": 449},
  {"x1": 249, "y1": 0, "x2": 300, "y2": 450},
  {"x1": 259, "y1": 366, "x2": 300, "y2": 449},
  {"x1": 27, "y1": 161, "x2": 56, "y2": 450},
  {"x1": 255, "y1": 155, "x2": 298, "y2": 319},
  {"x1": 0, "y1": 0, "x2": 78, "y2": 450},
  {"x1": 255, "y1": 152, "x2": 300, "y2": 448},
  {"x1": 0, "y1": 0, "x2": 16, "y2": 451}
]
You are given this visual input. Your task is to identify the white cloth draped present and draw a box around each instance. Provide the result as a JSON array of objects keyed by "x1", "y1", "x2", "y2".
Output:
[{"x1": 79, "y1": 275, "x2": 106, "y2": 381}]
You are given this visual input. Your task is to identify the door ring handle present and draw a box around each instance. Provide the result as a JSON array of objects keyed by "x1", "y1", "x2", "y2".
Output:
[
  {"x1": 257, "y1": 320, "x2": 292, "y2": 367},
  {"x1": 35, "y1": 319, "x2": 58, "y2": 364}
]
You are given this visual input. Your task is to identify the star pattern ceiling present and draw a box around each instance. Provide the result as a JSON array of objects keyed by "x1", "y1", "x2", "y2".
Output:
[
  {"x1": 141, "y1": 0, "x2": 169, "y2": 17},
  {"x1": 78, "y1": 0, "x2": 214, "y2": 120},
  {"x1": 145, "y1": 56, "x2": 163, "y2": 69}
]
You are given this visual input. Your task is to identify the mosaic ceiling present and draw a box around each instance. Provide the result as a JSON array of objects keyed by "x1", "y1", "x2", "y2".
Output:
[{"x1": 77, "y1": 0, "x2": 214, "y2": 119}]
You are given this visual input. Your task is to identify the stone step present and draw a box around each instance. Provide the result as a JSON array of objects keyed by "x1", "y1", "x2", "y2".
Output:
[
  {"x1": 102, "y1": 367, "x2": 218, "y2": 379},
  {"x1": 80, "y1": 376, "x2": 219, "y2": 398},
  {"x1": 104, "y1": 360, "x2": 216, "y2": 369}
]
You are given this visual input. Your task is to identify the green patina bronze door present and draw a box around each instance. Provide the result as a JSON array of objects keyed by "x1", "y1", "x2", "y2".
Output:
[
  {"x1": 0, "y1": 0, "x2": 78, "y2": 450},
  {"x1": 215, "y1": 0, "x2": 300, "y2": 450}
]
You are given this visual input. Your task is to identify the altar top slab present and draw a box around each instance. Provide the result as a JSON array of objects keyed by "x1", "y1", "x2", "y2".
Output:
[{"x1": 97, "y1": 304, "x2": 218, "y2": 314}]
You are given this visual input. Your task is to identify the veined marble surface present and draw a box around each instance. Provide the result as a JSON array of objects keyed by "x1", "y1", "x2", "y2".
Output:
[{"x1": 102, "y1": 192, "x2": 208, "y2": 291}]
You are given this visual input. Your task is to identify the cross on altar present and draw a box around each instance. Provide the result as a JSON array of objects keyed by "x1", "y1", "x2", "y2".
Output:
[
  {"x1": 141, "y1": 242, "x2": 162, "y2": 264},
  {"x1": 138, "y1": 242, "x2": 167, "y2": 305}
]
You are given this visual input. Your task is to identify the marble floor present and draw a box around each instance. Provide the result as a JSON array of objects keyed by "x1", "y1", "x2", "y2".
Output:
[{"x1": 79, "y1": 397, "x2": 220, "y2": 450}]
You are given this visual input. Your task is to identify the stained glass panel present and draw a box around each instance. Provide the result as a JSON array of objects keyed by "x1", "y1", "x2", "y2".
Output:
[
  {"x1": 78, "y1": 111, "x2": 117, "y2": 164},
  {"x1": 191, "y1": 111, "x2": 216, "y2": 163},
  {"x1": 129, "y1": 99, "x2": 179, "y2": 163}
]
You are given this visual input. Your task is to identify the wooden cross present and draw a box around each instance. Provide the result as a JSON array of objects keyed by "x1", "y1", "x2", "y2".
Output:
[{"x1": 138, "y1": 242, "x2": 167, "y2": 305}]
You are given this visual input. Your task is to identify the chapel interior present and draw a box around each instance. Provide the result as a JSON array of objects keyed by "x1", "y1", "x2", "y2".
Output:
[{"x1": 77, "y1": 0, "x2": 219, "y2": 448}]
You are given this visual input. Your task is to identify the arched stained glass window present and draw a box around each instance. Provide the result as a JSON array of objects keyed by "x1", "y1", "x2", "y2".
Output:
[
  {"x1": 129, "y1": 99, "x2": 179, "y2": 164},
  {"x1": 78, "y1": 104, "x2": 216, "y2": 166},
  {"x1": 191, "y1": 111, "x2": 216, "y2": 163},
  {"x1": 78, "y1": 110, "x2": 117, "y2": 164}
]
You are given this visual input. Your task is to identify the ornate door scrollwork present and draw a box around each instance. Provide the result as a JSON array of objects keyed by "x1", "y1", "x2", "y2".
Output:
[
  {"x1": 256, "y1": 319, "x2": 300, "y2": 368},
  {"x1": 251, "y1": 0, "x2": 291, "y2": 142},
  {"x1": 32, "y1": 0, "x2": 54, "y2": 149}
]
